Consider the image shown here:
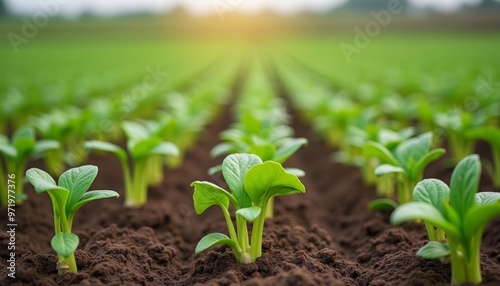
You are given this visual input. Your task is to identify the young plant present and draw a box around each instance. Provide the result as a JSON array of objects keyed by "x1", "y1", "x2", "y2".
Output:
[
  {"x1": 26, "y1": 165, "x2": 119, "y2": 274},
  {"x1": 191, "y1": 153, "x2": 305, "y2": 263},
  {"x1": 391, "y1": 155, "x2": 500, "y2": 285},
  {"x1": 467, "y1": 126, "x2": 500, "y2": 187},
  {"x1": 85, "y1": 121, "x2": 178, "y2": 207},
  {"x1": 363, "y1": 132, "x2": 445, "y2": 209},
  {"x1": 0, "y1": 127, "x2": 60, "y2": 205}
]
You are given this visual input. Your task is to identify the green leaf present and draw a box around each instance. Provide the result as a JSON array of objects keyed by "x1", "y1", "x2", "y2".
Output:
[
  {"x1": 362, "y1": 141, "x2": 399, "y2": 166},
  {"x1": 59, "y1": 165, "x2": 98, "y2": 212},
  {"x1": 84, "y1": 141, "x2": 127, "y2": 161},
  {"x1": 244, "y1": 161, "x2": 305, "y2": 206},
  {"x1": 12, "y1": 127, "x2": 36, "y2": 157},
  {"x1": 71, "y1": 190, "x2": 120, "y2": 213},
  {"x1": 32, "y1": 140, "x2": 60, "y2": 157},
  {"x1": 368, "y1": 198, "x2": 399, "y2": 211},
  {"x1": 191, "y1": 181, "x2": 234, "y2": 214},
  {"x1": 417, "y1": 241, "x2": 450, "y2": 259},
  {"x1": 449, "y1": 155, "x2": 481, "y2": 218},
  {"x1": 464, "y1": 203, "x2": 500, "y2": 239},
  {"x1": 273, "y1": 138, "x2": 307, "y2": 163},
  {"x1": 207, "y1": 164, "x2": 222, "y2": 176},
  {"x1": 411, "y1": 148, "x2": 445, "y2": 180},
  {"x1": 394, "y1": 132, "x2": 432, "y2": 169},
  {"x1": 390, "y1": 202, "x2": 460, "y2": 238},
  {"x1": 374, "y1": 164, "x2": 404, "y2": 176},
  {"x1": 236, "y1": 206, "x2": 261, "y2": 222},
  {"x1": 0, "y1": 142, "x2": 16, "y2": 157},
  {"x1": 122, "y1": 121, "x2": 149, "y2": 140},
  {"x1": 284, "y1": 167, "x2": 305, "y2": 177},
  {"x1": 248, "y1": 143, "x2": 276, "y2": 162},
  {"x1": 467, "y1": 126, "x2": 500, "y2": 149},
  {"x1": 146, "y1": 142, "x2": 179, "y2": 157},
  {"x1": 413, "y1": 179, "x2": 450, "y2": 216},
  {"x1": 26, "y1": 168, "x2": 68, "y2": 198},
  {"x1": 222, "y1": 154, "x2": 262, "y2": 209},
  {"x1": 210, "y1": 143, "x2": 234, "y2": 158},
  {"x1": 129, "y1": 138, "x2": 162, "y2": 160},
  {"x1": 195, "y1": 233, "x2": 239, "y2": 254},
  {"x1": 51, "y1": 233, "x2": 79, "y2": 258},
  {"x1": 475, "y1": 192, "x2": 500, "y2": 205}
]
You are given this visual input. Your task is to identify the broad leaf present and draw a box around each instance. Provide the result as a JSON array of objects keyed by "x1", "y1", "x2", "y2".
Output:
[
  {"x1": 26, "y1": 168, "x2": 68, "y2": 197},
  {"x1": 273, "y1": 138, "x2": 308, "y2": 163},
  {"x1": 32, "y1": 140, "x2": 60, "y2": 158},
  {"x1": 122, "y1": 121, "x2": 149, "y2": 140},
  {"x1": 411, "y1": 148, "x2": 445, "y2": 180},
  {"x1": 475, "y1": 192, "x2": 500, "y2": 205},
  {"x1": 375, "y1": 164, "x2": 404, "y2": 176},
  {"x1": 417, "y1": 241, "x2": 450, "y2": 259},
  {"x1": 51, "y1": 233, "x2": 79, "y2": 258},
  {"x1": 391, "y1": 202, "x2": 460, "y2": 238},
  {"x1": 210, "y1": 143, "x2": 234, "y2": 158},
  {"x1": 0, "y1": 143, "x2": 16, "y2": 157},
  {"x1": 413, "y1": 179, "x2": 450, "y2": 216},
  {"x1": 248, "y1": 143, "x2": 276, "y2": 162},
  {"x1": 450, "y1": 155, "x2": 481, "y2": 218},
  {"x1": 146, "y1": 142, "x2": 179, "y2": 157},
  {"x1": 84, "y1": 141, "x2": 127, "y2": 161},
  {"x1": 284, "y1": 168, "x2": 305, "y2": 177},
  {"x1": 191, "y1": 181, "x2": 234, "y2": 214},
  {"x1": 222, "y1": 154, "x2": 262, "y2": 209},
  {"x1": 12, "y1": 127, "x2": 36, "y2": 157},
  {"x1": 464, "y1": 203, "x2": 500, "y2": 239},
  {"x1": 195, "y1": 233, "x2": 239, "y2": 254},
  {"x1": 362, "y1": 141, "x2": 399, "y2": 166},
  {"x1": 59, "y1": 165, "x2": 98, "y2": 212},
  {"x1": 129, "y1": 138, "x2": 162, "y2": 160},
  {"x1": 207, "y1": 164, "x2": 222, "y2": 176},
  {"x1": 368, "y1": 198, "x2": 399, "y2": 211},
  {"x1": 71, "y1": 190, "x2": 120, "y2": 213},
  {"x1": 394, "y1": 132, "x2": 432, "y2": 170},
  {"x1": 236, "y1": 206, "x2": 261, "y2": 222},
  {"x1": 244, "y1": 161, "x2": 305, "y2": 206}
]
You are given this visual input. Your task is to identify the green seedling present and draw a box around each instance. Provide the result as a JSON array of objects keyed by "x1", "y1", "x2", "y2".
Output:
[
  {"x1": 192, "y1": 153, "x2": 305, "y2": 263},
  {"x1": 26, "y1": 165, "x2": 119, "y2": 274},
  {"x1": 363, "y1": 132, "x2": 445, "y2": 209},
  {"x1": 467, "y1": 126, "x2": 500, "y2": 187},
  {"x1": 391, "y1": 155, "x2": 500, "y2": 285},
  {"x1": 85, "y1": 121, "x2": 178, "y2": 207},
  {"x1": 0, "y1": 127, "x2": 59, "y2": 205}
]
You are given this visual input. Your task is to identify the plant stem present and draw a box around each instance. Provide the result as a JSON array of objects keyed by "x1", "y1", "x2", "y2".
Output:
[
  {"x1": 492, "y1": 148, "x2": 500, "y2": 188},
  {"x1": 424, "y1": 222, "x2": 436, "y2": 241},
  {"x1": 397, "y1": 179, "x2": 411, "y2": 204},
  {"x1": 466, "y1": 234, "x2": 483, "y2": 284},
  {"x1": 236, "y1": 215, "x2": 249, "y2": 251},
  {"x1": 265, "y1": 197, "x2": 274, "y2": 219},
  {"x1": 57, "y1": 198, "x2": 78, "y2": 273},
  {"x1": 221, "y1": 207, "x2": 238, "y2": 244},
  {"x1": 250, "y1": 201, "x2": 269, "y2": 262},
  {"x1": 448, "y1": 238, "x2": 467, "y2": 285}
]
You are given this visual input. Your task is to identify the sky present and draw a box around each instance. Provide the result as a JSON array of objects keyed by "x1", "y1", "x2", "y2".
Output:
[{"x1": 4, "y1": 0, "x2": 484, "y2": 17}]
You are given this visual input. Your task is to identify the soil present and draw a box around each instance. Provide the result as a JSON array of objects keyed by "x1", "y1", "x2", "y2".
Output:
[{"x1": 1, "y1": 73, "x2": 500, "y2": 285}]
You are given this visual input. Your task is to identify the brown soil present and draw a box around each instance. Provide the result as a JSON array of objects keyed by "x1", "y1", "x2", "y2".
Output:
[{"x1": 1, "y1": 77, "x2": 500, "y2": 285}]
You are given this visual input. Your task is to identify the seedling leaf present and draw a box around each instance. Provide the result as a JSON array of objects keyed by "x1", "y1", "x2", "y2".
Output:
[
  {"x1": 450, "y1": 155, "x2": 481, "y2": 218},
  {"x1": 71, "y1": 190, "x2": 120, "y2": 213},
  {"x1": 413, "y1": 179, "x2": 450, "y2": 216},
  {"x1": 236, "y1": 206, "x2": 261, "y2": 222},
  {"x1": 244, "y1": 161, "x2": 305, "y2": 206},
  {"x1": 195, "y1": 233, "x2": 239, "y2": 254},
  {"x1": 59, "y1": 165, "x2": 98, "y2": 211},
  {"x1": 51, "y1": 233, "x2": 79, "y2": 258},
  {"x1": 375, "y1": 164, "x2": 404, "y2": 176},
  {"x1": 475, "y1": 192, "x2": 500, "y2": 205},
  {"x1": 191, "y1": 181, "x2": 234, "y2": 214},
  {"x1": 273, "y1": 138, "x2": 308, "y2": 163},
  {"x1": 222, "y1": 154, "x2": 262, "y2": 209},
  {"x1": 417, "y1": 241, "x2": 450, "y2": 259},
  {"x1": 368, "y1": 198, "x2": 399, "y2": 211}
]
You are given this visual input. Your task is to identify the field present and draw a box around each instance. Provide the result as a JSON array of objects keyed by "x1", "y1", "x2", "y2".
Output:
[{"x1": 1, "y1": 15, "x2": 500, "y2": 285}]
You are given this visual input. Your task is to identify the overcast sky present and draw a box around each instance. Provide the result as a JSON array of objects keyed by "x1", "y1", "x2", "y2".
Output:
[{"x1": 5, "y1": 0, "x2": 484, "y2": 16}]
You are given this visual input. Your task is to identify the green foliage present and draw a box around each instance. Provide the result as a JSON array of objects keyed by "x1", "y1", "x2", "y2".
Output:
[
  {"x1": 85, "y1": 121, "x2": 178, "y2": 207},
  {"x1": 0, "y1": 127, "x2": 60, "y2": 205},
  {"x1": 391, "y1": 155, "x2": 500, "y2": 285},
  {"x1": 26, "y1": 165, "x2": 119, "y2": 274},
  {"x1": 192, "y1": 153, "x2": 305, "y2": 263}
]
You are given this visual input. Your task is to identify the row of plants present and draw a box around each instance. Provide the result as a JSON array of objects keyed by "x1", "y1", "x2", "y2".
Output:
[
  {"x1": 275, "y1": 57, "x2": 500, "y2": 284},
  {"x1": 0, "y1": 59, "x2": 239, "y2": 207}
]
